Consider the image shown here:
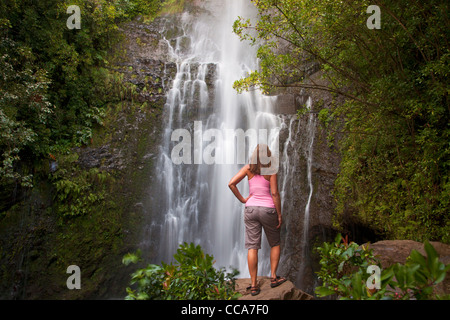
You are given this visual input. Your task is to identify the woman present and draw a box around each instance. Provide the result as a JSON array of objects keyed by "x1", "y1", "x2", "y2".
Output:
[{"x1": 228, "y1": 144, "x2": 286, "y2": 296}]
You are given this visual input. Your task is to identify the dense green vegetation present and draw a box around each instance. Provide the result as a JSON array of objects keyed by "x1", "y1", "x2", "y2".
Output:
[
  {"x1": 123, "y1": 242, "x2": 240, "y2": 300},
  {"x1": 0, "y1": 0, "x2": 174, "y2": 299},
  {"x1": 315, "y1": 234, "x2": 450, "y2": 300},
  {"x1": 233, "y1": 0, "x2": 449, "y2": 243},
  {"x1": 0, "y1": 0, "x2": 169, "y2": 212}
]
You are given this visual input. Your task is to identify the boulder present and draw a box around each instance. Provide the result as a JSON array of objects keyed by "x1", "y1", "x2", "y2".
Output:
[
  {"x1": 235, "y1": 277, "x2": 313, "y2": 300},
  {"x1": 367, "y1": 240, "x2": 450, "y2": 297},
  {"x1": 368, "y1": 240, "x2": 450, "y2": 267}
]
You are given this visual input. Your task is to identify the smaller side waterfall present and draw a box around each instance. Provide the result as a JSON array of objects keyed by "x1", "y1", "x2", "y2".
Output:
[
  {"x1": 275, "y1": 93, "x2": 322, "y2": 294},
  {"x1": 298, "y1": 97, "x2": 316, "y2": 289}
]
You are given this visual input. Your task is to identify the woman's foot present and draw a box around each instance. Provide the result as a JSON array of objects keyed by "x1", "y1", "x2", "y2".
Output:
[
  {"x1": 250, "y1": 285, "x2": 260, "y2": 296},
  {"x1": 270, "y1": 276, "x2": 287, "y2": 288}
]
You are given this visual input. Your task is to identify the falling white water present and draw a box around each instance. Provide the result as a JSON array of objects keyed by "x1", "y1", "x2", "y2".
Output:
[
  {"x1": 298, "y1": 97, "x2": 316, "y2": 288},
  {"x1": 303, "y1": 97, "x2": 315, "y2": 245},
  {"x1": 147, "y1": 0, "x2": 282, "y2": 278}
]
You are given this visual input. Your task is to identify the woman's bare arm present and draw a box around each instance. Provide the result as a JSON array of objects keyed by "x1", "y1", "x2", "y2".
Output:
[
  {"x1": 228, "y1": 165, "x2": 252, "y2": 203},
  {"x1": 270, "y1": 174, "x2": 282, "y2": 229}
]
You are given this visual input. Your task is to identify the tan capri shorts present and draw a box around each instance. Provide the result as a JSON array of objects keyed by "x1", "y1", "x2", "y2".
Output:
[{"x1": 244, "y1": 206, "x2": 280, "y2": 250}]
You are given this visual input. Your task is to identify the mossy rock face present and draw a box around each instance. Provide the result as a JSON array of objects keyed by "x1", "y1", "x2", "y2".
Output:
[
  {"x1": 0, "y1": 15, "x2": 173, "y2": 299},
  {"x1": 0, "y1": 97, "x2": 163, "y2": 299}
]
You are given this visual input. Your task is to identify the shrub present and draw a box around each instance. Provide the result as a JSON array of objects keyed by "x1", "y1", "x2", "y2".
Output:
[
  {"x1": 123, "y1": 242, "x2": 240, "y2": 300},
  {"x1": 315, "y1": 235, "x2": 450, "y2": 300}
]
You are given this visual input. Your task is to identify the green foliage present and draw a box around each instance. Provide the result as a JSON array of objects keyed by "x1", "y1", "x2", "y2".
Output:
[
  {"x1": 0, "y1": 0, "x2": 166, "y2": 196},
  {"x1": 0, "y1": 37, "x2": 52, "y2": 187},
  {"x1": 160, "y1": 0, "x2": 187, "y2": 15},
  {"x1": 123, "y1": 243, "x2": 241, "y2": 300},
  {"x1": 387, "y1": 241, "x2": 450, "y2": 300},
  {"x1": 315, "y1": 235, "x2": 450, "y2": 300},
  {"x1": 315, "y1": 234, "x2": 383, "y2": 299},
  {"x1": 234, "y1": 0, "x2": 449, "y2": 243},
  {"x1": 49, "y1": 153, "x2": 114, "y2": 217},
  {"x1": 115, "y1": 0, "x2": 164, "y2": 20}
]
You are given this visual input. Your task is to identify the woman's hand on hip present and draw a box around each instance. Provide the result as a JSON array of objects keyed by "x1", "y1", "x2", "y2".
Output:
[{"x1": 242, "y1": 194, "x2": 253, "y2": 204}]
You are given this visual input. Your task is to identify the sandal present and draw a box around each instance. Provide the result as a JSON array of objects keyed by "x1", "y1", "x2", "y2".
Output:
[
  {"x1": 270, "y1": 276, "x2": 287, "y2": 288},
  {"x1": 250, "y1": 285, "x2": 260, "y2": 296}
]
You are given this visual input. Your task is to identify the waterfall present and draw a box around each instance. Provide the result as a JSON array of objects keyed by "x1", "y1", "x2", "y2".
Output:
[
  {"x1": 303, "y1": 98, "x2": 316, "y2": 255},
  {"x1": 275, "y1": 97, "x2": 318, "y2": 291},
  {"x1": 143, "y1": 1, "x2": 282, "y2": 278},
  {"x1": 298, "y1": 97, "x2": 316, "y2": 289},
  {"x1": 143, "y1": 0, "x2": 317, "y2": 284}
]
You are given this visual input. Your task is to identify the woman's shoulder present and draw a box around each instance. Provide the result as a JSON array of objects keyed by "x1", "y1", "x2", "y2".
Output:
[{"x1": 243, "y1": 164, "x2": 254, "y2": 179}]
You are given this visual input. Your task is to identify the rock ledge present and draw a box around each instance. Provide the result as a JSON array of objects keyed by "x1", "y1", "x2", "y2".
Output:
[{"x1": 235, "y1": 277, "x2": 313, "y2": 300}]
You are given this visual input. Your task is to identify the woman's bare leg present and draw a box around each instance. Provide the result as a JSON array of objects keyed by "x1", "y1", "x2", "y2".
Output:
[
  {"x1": 270, "y1": 245, "x2": 280, "y2": 279},
  {"x1": 248, "y1": 249, "x2": 258, "y2": 287}
]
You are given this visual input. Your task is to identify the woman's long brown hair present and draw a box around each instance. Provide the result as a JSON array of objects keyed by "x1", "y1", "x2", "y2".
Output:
[{"x1": 249, "y1": 144, "x2": 272, "y2": 175}]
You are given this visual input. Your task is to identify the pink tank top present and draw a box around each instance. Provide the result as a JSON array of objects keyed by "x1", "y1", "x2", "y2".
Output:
[{"x1": 245, "y1": 175, "x2": 275, "y2": 208}]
